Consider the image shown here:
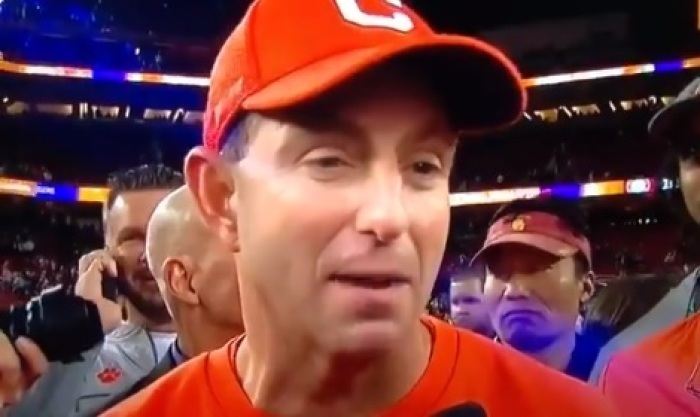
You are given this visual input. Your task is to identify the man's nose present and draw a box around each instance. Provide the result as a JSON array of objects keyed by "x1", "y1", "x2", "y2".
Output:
[
  {"x1": 354, "y1": 172, "x2": 409, "y2": 244},
  {"x1": 503, "y1": 275, "x2": 533, "y2": 300}
]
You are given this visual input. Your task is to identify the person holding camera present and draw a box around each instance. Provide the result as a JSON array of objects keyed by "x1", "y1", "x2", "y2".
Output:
[{"x1": 0, "y1": 164, "x2": 182, "y2": 416}]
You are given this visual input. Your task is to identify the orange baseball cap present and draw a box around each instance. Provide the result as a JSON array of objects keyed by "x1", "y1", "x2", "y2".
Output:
[{"x1": 203, "y1": 0, "x2": 527, "y2": 150}]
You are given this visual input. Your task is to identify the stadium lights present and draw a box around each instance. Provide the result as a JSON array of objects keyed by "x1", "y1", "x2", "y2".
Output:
[
  {"x1": 0, "y1": 95, "x2": 672, "y2": 125},
  {"x1": 0, "y1": 56, "x2": 700, "y2": 88}
]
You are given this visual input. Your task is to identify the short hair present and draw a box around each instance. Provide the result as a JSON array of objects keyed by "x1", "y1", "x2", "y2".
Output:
[
  {"x1": 220, "y1": 113, "x2": 260, "y2": 162},
  {"x1": 104, "y1": 164, "x2": 184, "y2": 212},
  {"x1": 489, "y1": 197, "x2": 590, "y2": 274}
]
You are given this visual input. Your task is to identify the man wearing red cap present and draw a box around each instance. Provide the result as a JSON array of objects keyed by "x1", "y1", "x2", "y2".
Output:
[
  {"x1": 473, "y1": 198, "x2": 601, "y2": 381},
  {"x1": 103, "y1": 0, "x2": 617, "y2": 416}
]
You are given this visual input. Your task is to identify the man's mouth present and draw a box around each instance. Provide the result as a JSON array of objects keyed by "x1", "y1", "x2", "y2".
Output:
[
  {"x1": 330, "y1": 275, "x2": 409, "y2": 289},
  {"x1": 132, "y1": 270, "x2": 157, "y2": 285}
]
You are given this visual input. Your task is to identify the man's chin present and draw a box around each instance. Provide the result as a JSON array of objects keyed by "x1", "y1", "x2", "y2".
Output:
[
  {"x1": 500, "y1": 329, "x2": 558, "y2": 353},
  {"x1": 128, "y1": 296, "x2": 171, "y2": 324},
  {"x1": 141, "y1": 305, "x2": 172, "y2": 325},
  {"x1": 331, "y1": 320, "x2": 405, "y2": 354}
]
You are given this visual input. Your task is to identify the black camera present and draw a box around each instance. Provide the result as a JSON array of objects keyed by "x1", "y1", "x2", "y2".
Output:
[{"x1": 0, "y1": 286, "x2": 104, "y2": 363}]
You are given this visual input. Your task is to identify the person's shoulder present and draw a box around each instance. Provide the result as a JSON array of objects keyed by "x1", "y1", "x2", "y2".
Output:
[
  {"x1": 100, "y1": 352, "x2": 211, "y2": 416},
  {"x1": 451, "y1": 328, "x2": 618, "y2": 416},
  {"x1": 601, "y1": 312, "x2": 700, "y2": 389},
  {"x1": 105, "y1": 322, "x2": 143, "y2": 341},
  {"x1": 621, "y1": 311, "x2": 699, "y2": 360}
]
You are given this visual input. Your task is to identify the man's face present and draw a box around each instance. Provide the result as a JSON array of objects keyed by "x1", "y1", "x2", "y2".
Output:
[
  {"x1": 483, "y1": 244, "x2": 587, "y2": 353},
  {"x1": 105, "y1": 190, "x2": 172, "y2": 323},
  {"x1": 450, "y1": 278, "x2": 492, "y2": 337},
  {"x1": 191, "y1": 239, "x2": 242, "y2": 332},
  {"x1": 197, "y1": 70, "x2": 456, "y2": 354},
  {"x1": 678, "y1": 118, "x2": 700, "y2": 223}
]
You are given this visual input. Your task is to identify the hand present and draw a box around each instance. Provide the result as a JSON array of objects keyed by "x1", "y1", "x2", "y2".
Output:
[
  {"x1": 75, "y1": 250, "x2": 122, "y2": 334},
  {"x1": 0, "y1": 334, "x2": 47, "y2": 409}
]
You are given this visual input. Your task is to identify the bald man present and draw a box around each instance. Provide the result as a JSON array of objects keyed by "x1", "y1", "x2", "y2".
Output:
[{"x1": 101, "y1": 187, "x2": 242, "y2": 410}]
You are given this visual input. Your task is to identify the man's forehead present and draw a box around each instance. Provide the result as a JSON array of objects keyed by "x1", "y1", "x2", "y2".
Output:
[
  {"x1": 259, "y1": 80, "x2": 453, "y2": 149},
  {"x1": 451, "y1": 277, "x2": 483, "y2": 288},
  {"x1": 106, "y1": 189, "x2": 172, "y2": 227},
  {"x1": 110, "y1": 190, "x2": 170, "y2": 212}
]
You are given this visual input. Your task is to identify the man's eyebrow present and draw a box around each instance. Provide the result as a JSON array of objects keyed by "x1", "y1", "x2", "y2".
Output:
[
  {"x1": 284, "y1": 105, "x2": 366, "y2": 138},
  {"x1": 410, "y1": 118, "x2": 458, "y2": 147},
  {"x1": 116, "y1": 227, "x2": 146, "y2": 244},
  {"x1": 453, "y1": 295, "x2": 481, "y2": 303}
]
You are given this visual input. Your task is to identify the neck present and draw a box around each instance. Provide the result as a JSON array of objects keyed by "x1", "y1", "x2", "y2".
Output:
[
  {"x1": 125, "y1": 303, "x2": 175, "y2": 332},
  {"x1": 531, "y1": 331, "x2": 576, "y2": 371},
  {"x1": 236, "y1": 321, "x2": 431, "y2": 417},
  {"x1": 176, "y1": 311, "x2": 242, "y2": 357}
]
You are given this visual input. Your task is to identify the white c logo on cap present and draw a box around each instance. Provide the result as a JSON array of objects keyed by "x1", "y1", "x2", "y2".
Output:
[{"x1": 334, "y1": 0, "x2": 415, "y2": 33}]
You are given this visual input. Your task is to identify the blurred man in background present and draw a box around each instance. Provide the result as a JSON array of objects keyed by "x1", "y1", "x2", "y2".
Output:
[
  {"x1": 450, "y1": 268, "x2": 493, "y2": 337},
  {"x1": 104, "y1": 186, "x2": 242, "y2": 411},
  {"x1": 474, "y1": 198, "x2": 599, "y2": 380},
  {"x1": 5, "y1": 164, "x2": 180, "y2": 416},
  {"x1": 598, "y1": 78, "x2": 700, "y2": 417}
]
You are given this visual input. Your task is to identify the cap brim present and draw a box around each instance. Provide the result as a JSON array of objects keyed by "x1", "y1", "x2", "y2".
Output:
[
  {"x1": 241, "y1": 34, "x2": 525, "y2": 135},
  {"x1": 470, "y1": 233, "x2": 578, "y2": 266},
  {"x1": 648, "y1": 95, "x2": 700, "y2": 140}
]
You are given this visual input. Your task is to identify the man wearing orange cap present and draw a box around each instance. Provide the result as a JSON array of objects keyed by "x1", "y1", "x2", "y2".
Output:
[{"x1": 103, "y1": 1, "x2": 618, "y2": 416}]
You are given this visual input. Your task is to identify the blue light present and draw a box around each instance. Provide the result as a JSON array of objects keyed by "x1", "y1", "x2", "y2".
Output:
[{"x1": 654, "y1": 60, "x2": 683, "y2": 73}]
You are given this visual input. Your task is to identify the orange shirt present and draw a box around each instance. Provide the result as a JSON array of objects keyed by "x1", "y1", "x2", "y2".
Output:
[
  {"x1": 103, "y1": 317, "x2": 617, "y2": 417},
  {"x1": 599, "y1": 313, "x2": 700, "y2": 417}
]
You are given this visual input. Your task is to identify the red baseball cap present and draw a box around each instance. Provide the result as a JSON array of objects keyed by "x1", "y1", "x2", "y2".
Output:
[
  {"x1": 471, "y1": 211, "x2": 592, "y2": 268},
  {"x1": 203, "y1": 0, "x2": 527, "y2": 150}
]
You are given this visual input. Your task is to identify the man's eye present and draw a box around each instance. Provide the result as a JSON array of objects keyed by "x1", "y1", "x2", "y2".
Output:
[
  {"x1": 412, "y1": 161, "x2": 441, "y2": 175},
  {"x1": 308, "y1": 156, "x2": 347, "y2": 169}
]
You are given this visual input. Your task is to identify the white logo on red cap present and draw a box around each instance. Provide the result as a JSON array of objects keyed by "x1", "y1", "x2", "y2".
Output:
[{"x1": 334, "y1": 0, "x2": 415, "y2": 32}]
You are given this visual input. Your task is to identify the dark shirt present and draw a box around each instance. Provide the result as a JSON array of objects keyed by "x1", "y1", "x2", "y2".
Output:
[
  {"x1": 565, "y1": 328, "x2": 611, "y2": 381},
  {"x1": 496, "y1": 329, "x2": 609, "y2": 381},
  {"x1": 169, "y1": 340, "x2": 188, "y2": 367}
]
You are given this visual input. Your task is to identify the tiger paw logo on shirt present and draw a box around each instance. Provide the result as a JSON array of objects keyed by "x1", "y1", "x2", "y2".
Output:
[{"x1": 97, "y1": 366, "x2": 123, "y2": 384}]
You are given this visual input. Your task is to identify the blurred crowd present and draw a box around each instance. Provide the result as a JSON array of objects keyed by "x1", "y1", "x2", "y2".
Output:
[
  {"x1": 0, "y1": 196, "x2": 100, "y2": 304},
  {"x1": 453, "y1": 109, "x2": 664, "y2": 190},
  {"x1": 0, "y1": 102, "x2": 695, "y2": 307},
  {"x1": 0, "y1": 107, "x2": 665, "y2": 189}
]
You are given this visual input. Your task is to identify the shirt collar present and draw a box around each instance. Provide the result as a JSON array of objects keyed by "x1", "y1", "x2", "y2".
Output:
[{"x1": 170, "y1": 339, "x2": 189, "y2": 366}]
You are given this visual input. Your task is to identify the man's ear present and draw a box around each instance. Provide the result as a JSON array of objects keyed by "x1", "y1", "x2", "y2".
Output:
[
  {"x1": 184, "y1": 146, "x2": 239, "y2": 252},
  {"x1": 162, "y1": 256, "x2": 198, "y2": 306},
  {"x1": 579, "y1": 271, "x2": 595, "y2": 305}
]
